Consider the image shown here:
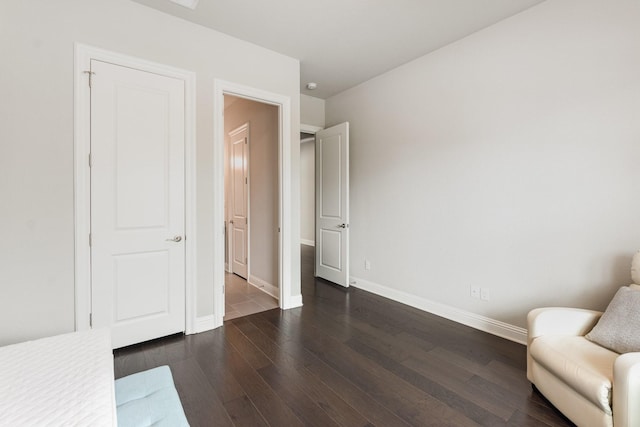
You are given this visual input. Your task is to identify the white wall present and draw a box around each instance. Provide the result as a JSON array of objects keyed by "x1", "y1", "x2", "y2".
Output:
[
  {"x1": 326, "y1": 0, "x2": 640, "y2": 330},
  {"x1": 301, "y1": 94, "x2": 325, "y2": 128},
  {"x1": 224, "y1": 98, "x2": 279, "y2": 289},
  {"x1": 0, "y1": 0, "x2": 300, "y2": 346}
]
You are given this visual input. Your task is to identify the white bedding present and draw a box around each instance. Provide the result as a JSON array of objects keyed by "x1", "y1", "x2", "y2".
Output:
[{"x1": 0, "y1": 329, "x2": 117, "y2": 426}]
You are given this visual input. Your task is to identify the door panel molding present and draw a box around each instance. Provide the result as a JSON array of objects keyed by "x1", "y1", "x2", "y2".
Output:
[
  {"x1": 74, "y1": 44, "x2": 197, "y2": 335},
  {"x1": 315, "y1": 122, "x2": 350, "y2": 287},
  {"x1": 228, "y1": 123, "x2": 250, "y2": 279}
]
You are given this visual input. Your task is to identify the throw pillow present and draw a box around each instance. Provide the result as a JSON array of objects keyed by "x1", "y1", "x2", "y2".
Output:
[{"x1": 586, "y1": 286, "x2": 640, "y2": 353}]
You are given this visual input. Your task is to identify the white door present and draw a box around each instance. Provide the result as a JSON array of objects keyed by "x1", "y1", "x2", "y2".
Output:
[
  {"x1": 315, "y1": 122, "x2": 350, "y2": 287},
  {"x1": 229, "y1": 124, "x2": 249, "y2": 279},
  {"x1": 90, "y1": 59, "x2": 186, "y2": 349}
]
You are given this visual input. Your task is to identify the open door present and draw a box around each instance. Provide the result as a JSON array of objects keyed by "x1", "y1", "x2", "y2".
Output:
[
  {"x1": 228, "y1": 123, "x2": 249, "y2": 279},
  {"x1": 315, "y1": 122, "x2": 349, "y2": 287}
]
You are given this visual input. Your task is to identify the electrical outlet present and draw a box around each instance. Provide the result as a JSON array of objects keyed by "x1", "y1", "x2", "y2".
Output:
[
  {"x1": 481, "y1": 288, "x2": 490, "y2": 301},
  {"x1": 364, "y1": 259, "x2": 371, "y2": 270},
  {"x1": 470, "y1": 286, "x2": 480, "y2": 299}
]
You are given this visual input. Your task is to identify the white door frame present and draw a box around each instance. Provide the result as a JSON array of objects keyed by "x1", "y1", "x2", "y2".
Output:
[
  {"x1": 213, "y1": 79, "x2": 294, "y2": 328},
  {"x1": 300, "y1": 124, "x2": 323, "y2": 134},
  {"x1": 73, "y1": 44, "x2": 197, "y2": 335}
]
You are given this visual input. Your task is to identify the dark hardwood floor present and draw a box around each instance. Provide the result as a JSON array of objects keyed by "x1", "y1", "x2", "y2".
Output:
[{"x1": 114, "y1": 245, "x2": 574, "y2": 426}]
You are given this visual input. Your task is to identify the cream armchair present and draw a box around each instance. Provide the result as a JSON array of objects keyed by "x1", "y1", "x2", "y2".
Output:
[{"x1": 527, "y1": 253, "x2": 640, "y2": 427}]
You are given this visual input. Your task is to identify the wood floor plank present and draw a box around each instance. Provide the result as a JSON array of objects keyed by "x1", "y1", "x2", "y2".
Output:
[
  {"x1": 239, "y1": 316, "x2": 374, "y2": 427},
  {"x1": 169, "y1": 357, "x2": 234, "y2": 427},
  {"x1": 338, "y1": 317, "x2": 517, "y2": 421},
  {"x1": 347, "y1": 336, "x2": 511, "y2": 425},
  {"x1": 224, "y1": 321, "x2": 272, "y2": 370},
  {"x1": 299, "y1": 322, "x2": 479, "y2": 426},
  {"x1": 113, "y1": 345, "x2": 148, "y2": 379},
  {"x1": 223, "y1": 335, "x2": 305, "y2": 427},
  {"x1": 257, "y1": 363, "x2": 341, "y2": 427},
  {"x1": 222, "y1": 395, "x2": 269, "y2": 427},
  {"x1": 250, "y1": 310, "x2": 411, "y2": 427},
  {"x1": 291, "y1": 342, "x2": 412, "y2": 427},
  {"x1": 143, "y1": 333, "x2": 194, "y2": 366},
  {"x1": 403, "y1": 355, "x2": 515, "y2": 423},
  {"x1": 256, "y1": 310, "x2": 412, "y2": 426},
  {"x1": 112, "y1": 245, "x2": 574, "y2": 427},
  {"x1": 508, "y1": 410, "x2": 557, "y2": 427},
  {"x1": 514, "y1": 387, "x2": 575, "y2": 426},
  {"x1": 481, "y1": 359, "x2": 534, "y2": 396},
  {"x1": 192, "y1": 332, "x2": 252, "y2": 404}
]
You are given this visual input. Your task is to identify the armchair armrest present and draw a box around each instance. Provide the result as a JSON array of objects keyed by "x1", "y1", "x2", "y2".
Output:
[
  {"x1": 527, "y1": 307, "x2": 602, "y2": 344},
  {"x1": 613, "y1": 352, "x2": 640, "y2": 427},
  {"x1": 527, "y1": 307, "x2": 603, "y2": 382}
]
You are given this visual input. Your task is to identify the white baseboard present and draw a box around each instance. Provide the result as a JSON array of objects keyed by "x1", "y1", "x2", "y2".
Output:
[
  {"x1": 349, "y1": 276, "x2": 527, "y2": 345},
  {"x1": 301, "y1": 239, "x2": 315, "y2": 247},
  {"x1": 248, "y1": 275, "x2": 279, "y2": 299},
  {"x1": 193, "y1": 315, "x2": 217, "y2": 333},
  {"x1": 283, "y1": 294, "x2": 303, "y2": 310}
]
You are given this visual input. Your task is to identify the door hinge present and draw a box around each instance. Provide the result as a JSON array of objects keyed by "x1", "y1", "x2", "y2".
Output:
[
  {"x1": 89, "y1": 313, "x2": 93, "y2": 327},
  {"x1": 83, "y1": 70, "x2": 95, "y2": 88},
  {"x1": 245, "y1": 257, "x2": 248, "y2": 264},
  {"x1": 88, "y1": 153, "x2": 92, "y2": 167},
  {"x1": 244, "y1": 137, "x2": 247, "y2": 144},
  {"x1": 245, "y1": 217, "x2": 248, "y2": 225},
  {"x1": 89, "y1": 233, "x2": 92, "y2": 247},
  {"x1": 245, "y1": 177, "x2": 248, "y2": 184},
  {"x1": 278, "y1": 227, "x2": 281, "y2": 232}
]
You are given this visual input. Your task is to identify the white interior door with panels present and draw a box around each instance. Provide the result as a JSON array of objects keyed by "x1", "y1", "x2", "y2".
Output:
[
  {"x1": 228, "y1": 123, "x2": 249, "y2": 279},
  {"x1": 315, "y1": 122, "x2": 350, "y2": 287},
  {"x1": 90, "y1": 59, "x2": 186, "y2": 349}
]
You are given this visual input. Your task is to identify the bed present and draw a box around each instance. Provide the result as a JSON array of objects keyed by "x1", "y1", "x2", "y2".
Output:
[{"x1": 0, "y1": 328, "x2": 117, "y2": 426}]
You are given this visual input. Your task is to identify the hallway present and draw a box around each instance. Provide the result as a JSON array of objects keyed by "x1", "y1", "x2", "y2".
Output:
[{"x1": 224, "y1": 273, "x2": 278, "y2": 321}]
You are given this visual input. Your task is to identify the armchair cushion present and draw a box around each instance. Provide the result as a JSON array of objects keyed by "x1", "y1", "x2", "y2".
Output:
[
  {"x1": 530, "y1": 335, "x2": 617, "y2": 414},
  {"x1": 586, "y1": 286, "x2": 640, "y2": 353}
]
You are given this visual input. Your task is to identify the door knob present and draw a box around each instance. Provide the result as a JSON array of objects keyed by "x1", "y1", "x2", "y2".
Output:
[
  {"x1": 337, "y1": 223, "x2": 347, "y2": 229},
  {"x1": 166, "y1": 235, "x2": 183, "y2": 242}
]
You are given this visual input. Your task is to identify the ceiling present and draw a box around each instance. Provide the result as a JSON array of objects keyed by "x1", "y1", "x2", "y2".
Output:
[{"x1": 132, "y1": 0, "x2": 546, "y2": 99}]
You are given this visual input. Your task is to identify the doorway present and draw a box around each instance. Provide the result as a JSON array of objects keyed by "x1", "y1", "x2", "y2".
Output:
[
  {"x1": 300, "y1": 130, "x2": 316, "y2": 248},
  {"x1": 213, "y1": 79, "x2": 297, "y2": 329},
  {"x1": 223, "y1": 95, "x2": 279, "y2": 320}
]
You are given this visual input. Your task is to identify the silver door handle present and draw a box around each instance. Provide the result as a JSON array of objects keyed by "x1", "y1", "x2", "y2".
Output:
[
  {"x1": 166, "y1": 235, "x2": 182, "y2": 242},
  {"x1": 337, "y1": 223, "x2": 348, "y2": 228}
]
